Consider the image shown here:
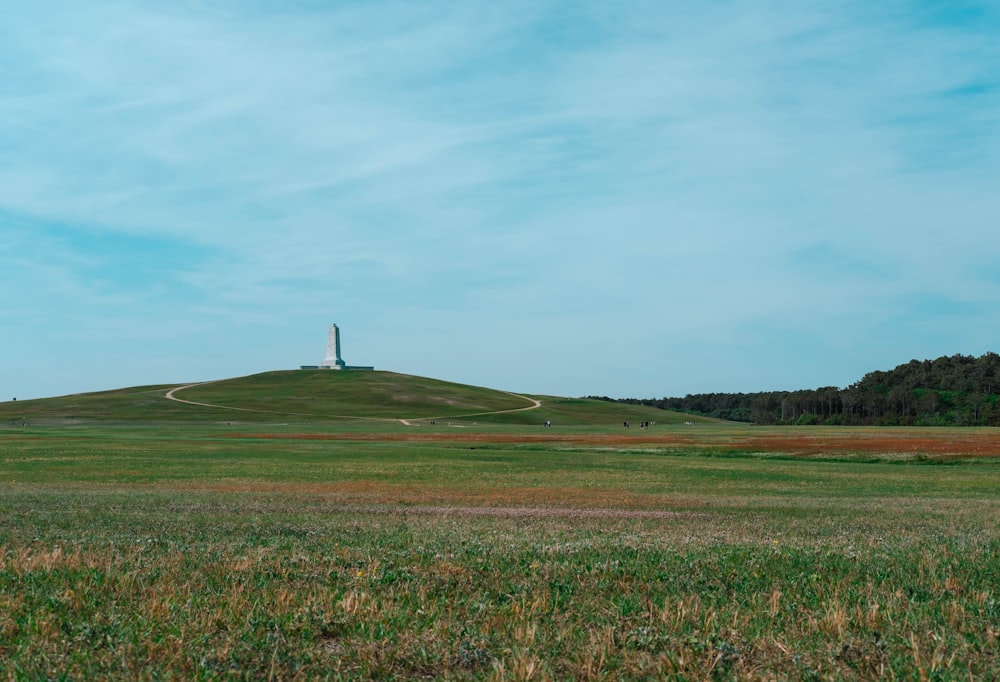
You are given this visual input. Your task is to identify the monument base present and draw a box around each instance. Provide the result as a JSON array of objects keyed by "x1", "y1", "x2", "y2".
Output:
[{"x1": 300, "y1": 365, "x2": 375, "y2": 371}]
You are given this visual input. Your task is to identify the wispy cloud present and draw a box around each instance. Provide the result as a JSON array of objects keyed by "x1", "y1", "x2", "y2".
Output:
[{"x1": 1, "y1": 1, "x2": 998, "y2": 398}]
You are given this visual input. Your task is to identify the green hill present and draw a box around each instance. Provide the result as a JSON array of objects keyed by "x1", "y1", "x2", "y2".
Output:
[
  {"x1": 0, "y1": 370, "x2": 706, "y2": 426},
  {"x1": 176, "y1": 370, "x2": 533, "y2": 420}
]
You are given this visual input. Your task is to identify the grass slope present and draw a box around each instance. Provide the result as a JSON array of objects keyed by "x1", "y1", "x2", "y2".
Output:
[
  {"x1": 476, "y1": 396, "x2": 701, "y2": 426},
  {"x1": 0, "y1": 370, "x2": 709, "y2": 426},
  {"x1": 0, "y1": 384, "x2": 206, "y2": 424}
]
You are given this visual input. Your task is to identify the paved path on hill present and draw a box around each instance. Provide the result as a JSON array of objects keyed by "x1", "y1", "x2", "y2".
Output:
[{"x1": 164, "y1": 382, "x2": 542, "y2": 424}]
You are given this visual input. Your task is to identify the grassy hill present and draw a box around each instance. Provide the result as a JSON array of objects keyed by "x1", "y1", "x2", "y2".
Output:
[
  {"x1": 0, "y1": 369, "x2": 706, "y2": 426},
  {"x1": 177, "y1": 370, "x2": 533, "y2": 420},
  {"x1": 0, "y1": 384, "x2": 201, "y2": 424}
]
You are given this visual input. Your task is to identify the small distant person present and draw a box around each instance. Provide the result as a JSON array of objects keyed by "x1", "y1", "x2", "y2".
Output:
[{"x1": 624, "y1": 421, "x2": 629, "y2": 429}]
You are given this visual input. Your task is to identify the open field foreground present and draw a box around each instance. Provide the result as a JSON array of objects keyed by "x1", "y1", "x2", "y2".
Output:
[{"x1": 0, "y1": 421, "x2": 998, "y2": 680}]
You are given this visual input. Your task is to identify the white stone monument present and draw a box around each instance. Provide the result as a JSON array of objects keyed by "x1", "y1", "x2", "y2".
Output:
[
  {"x1": 301, "y1": 324, "x2": 374, "y2": 371},
  {"x1": 319, "y1": 323, "x2": 347, "y2": 369}
]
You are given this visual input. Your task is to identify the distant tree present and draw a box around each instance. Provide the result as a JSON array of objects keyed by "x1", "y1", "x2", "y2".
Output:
[{"x1": 608, "y1": 352, "x2": 1000, "y2": 426}]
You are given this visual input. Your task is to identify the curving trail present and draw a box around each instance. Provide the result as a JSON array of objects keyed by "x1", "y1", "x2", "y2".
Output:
[
  {"x1": 165, "y1": 381, "x2": 236, "y2": 409},
  {"x1": 166, "y1": 381, "x2": 303, "y2": 415},
  {"x1": 501, "y1": 392, "x2": 543, "y2": 412},
  {"x1": 163, "y1": 381, "x2": 542, "y2": 424}
]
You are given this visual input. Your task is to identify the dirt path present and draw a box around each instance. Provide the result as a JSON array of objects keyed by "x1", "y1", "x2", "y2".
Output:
[
  {"x1": 164, "y1": 381, "x2": 542, "y2": 424},
  {"x1": 426, "y1": 391, "x2": 542, "y2": 422},
  {"x1": 499, "y1": 392, "x2": 543, "y2": 412},
  {"x1": 165, "y1": 382, "x2": 243, "y2": 410},
  {"x1": 164, "y1": 382, "x2": 389, "y2": 420},
  {"x1": 165, "y1": 382, "x2": 302, "y2": 416}
]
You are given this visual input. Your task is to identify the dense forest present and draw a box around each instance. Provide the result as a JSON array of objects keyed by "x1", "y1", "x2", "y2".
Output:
[{"x1": 595, "y1": 353, "x2": 1000, "y2": 426}]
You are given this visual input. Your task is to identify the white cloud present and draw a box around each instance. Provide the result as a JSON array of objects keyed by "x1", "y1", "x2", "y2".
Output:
[{"x1": 1, "y1": 1, "x2": 998, "y2": 398}]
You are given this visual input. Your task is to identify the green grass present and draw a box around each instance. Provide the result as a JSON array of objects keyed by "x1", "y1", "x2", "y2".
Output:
[
  {"x1": 3, "y1": 426, "x2": 1000, "y2": 498},
  {"x1": 2, "y1": 421, "x2": 999, "y2": 679},
  {"x1": 0, "y1": 384, "x2": 203, "y2": 424},
  {"x1": 1, "y1": 489, "x2": 997, "y2": 679}
]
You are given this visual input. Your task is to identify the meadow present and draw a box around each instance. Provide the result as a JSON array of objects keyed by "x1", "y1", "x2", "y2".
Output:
[{"x1": 1, "y1": 372, "x2": 998, "y2": 679}]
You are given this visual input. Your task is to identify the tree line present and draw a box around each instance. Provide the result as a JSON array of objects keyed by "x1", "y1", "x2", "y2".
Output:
[{"x1": 589, "y1": 353, "x2": 1000, "y2": 426}]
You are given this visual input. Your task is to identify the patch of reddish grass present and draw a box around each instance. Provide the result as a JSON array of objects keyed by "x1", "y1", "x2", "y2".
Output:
[
  {"x1": 735, "y1": 434, "x2": 1000, "y2": 457},
  {"x1": 219, "y1": 430, "x2": 1000, "y2": 457}
]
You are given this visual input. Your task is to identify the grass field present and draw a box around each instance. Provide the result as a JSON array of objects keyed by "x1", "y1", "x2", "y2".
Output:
[{"x1": 1, "y1": 372, "x2": 998, "y2": 679}]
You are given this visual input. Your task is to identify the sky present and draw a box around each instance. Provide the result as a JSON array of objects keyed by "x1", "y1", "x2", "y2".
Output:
[{"x1": 2, "y1": 1, "x2": 999, "y2": 401}]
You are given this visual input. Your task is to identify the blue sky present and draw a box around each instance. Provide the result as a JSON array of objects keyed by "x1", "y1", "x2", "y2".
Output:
[{"x1": 2, "y1": 1, "x2": 998, "y2": 400}]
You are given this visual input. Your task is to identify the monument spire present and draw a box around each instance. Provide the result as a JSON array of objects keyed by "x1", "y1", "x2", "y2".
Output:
[
  {"x1": 301, "y1": 323, "x2": 373, "y2": 371},
  {"x1": 319, "y1": 323, "x2": 346, "y2": 369}
]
